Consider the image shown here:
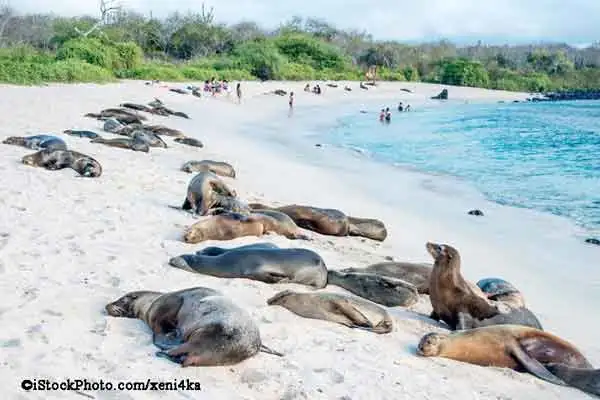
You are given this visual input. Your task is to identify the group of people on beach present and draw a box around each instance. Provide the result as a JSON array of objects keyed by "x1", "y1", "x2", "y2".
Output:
[
  {"x1": 304, "y1": 83, "x2": 322, "y2": 95},
  {"x1": 200, "y1": 78, "x2": 243, "y2": 104}
]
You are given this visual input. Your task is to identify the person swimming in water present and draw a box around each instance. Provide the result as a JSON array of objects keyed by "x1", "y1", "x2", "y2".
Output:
[
  {"x1": 379, "y1": 109, "x2": 385, "y2": 121},
  {"x1": 385, "y1": 107, "x2": 392, "y2": 122}
]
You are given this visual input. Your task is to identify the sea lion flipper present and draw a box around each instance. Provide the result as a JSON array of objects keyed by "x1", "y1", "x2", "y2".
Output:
[
  {"x1": 330, "y1": 299, "x2": 372, "y2": 329},
  {"x1": 148, "y1": 295, "x2": 184, "y2": 334},
  {"x1": 509, "y1": 343, "x2": 568, "y2": 386},
  {"x1": 153, "y1": 329, "x2": 184, "y2": 350}
]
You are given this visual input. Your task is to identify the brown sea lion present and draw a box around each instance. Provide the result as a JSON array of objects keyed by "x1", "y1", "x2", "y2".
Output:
[
  {"x1": 180, "y1": 160, "x2": 236, "y2": 178},
  {"x1": 327, "y1": 270, "x2": 419, "y2": 307},
  {"x1": 179, "y1": 171, "x2": 237, "y2": 216},
  {"x1": 183, "y1": 212, "x2": 308, "y2": 243},
  {"x1": 174, "y1": 137, "x2": 204, "y2": 148},
  {"x1": 105, "y1": 287, "x2": 282, "y2": 367},
  {"x1": 3, "y1": 134, "x2": 67, "y2": 151},
  {"x1": 417, "y1": 325, "x2": 594, "y2": 394},
  {"x1": 169, "y1": 243, "x2": 327, "y2": 288},
  {"x1": 267, "y1": 290, "x2": 393, "y2": 334},
  {"x1": 22, "y1": 148, "x2": 102, "y2": 177},
  {"x1": 426, "y1": 242, "x2": 500, "y2": 330},
  {"x1": 347, "y1": 216, "x2": 388, "y2": 242},
  {"x1": 341, "y1": 261, "x2": 432, "y2": 294},
  {"x1": 90, "y1": 137, "x2": 150, "y2": 153},
  {"x1": 251, "y1": 209, "x2": 310, "y2": 240}
]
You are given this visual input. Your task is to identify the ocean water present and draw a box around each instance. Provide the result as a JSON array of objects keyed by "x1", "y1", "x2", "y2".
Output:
[{"x1": 314, "y1": 100, "x2": 600, "y2": 236}]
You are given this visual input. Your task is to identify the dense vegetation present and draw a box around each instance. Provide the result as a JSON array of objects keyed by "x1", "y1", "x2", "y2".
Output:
[{"x1": 1, "y1": 3, "x2": 599, "y2": 91}]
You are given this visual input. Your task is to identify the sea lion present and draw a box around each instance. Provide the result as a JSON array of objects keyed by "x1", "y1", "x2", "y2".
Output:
[
  {"x1": 180, "y1": 171, "x2": 237, "y2": 216},
  {"x1": 267, "y1": 290, "x2": 392, "y2": 334},
  {"x1": 144, "y1": 125, "x2": 186, "y2": 138},
  {"x1": 468, "y1": 209, "x2": 484, "y2": 216},
  {"x1": 248, "y1": 203, "x2": 349, "y2": 237},
  {"x1": 416, "y1": 325, "x2": 594, "y2": 392},
  {"x1": 63, "y1": 129, "x2": 101, "y2": 139},
  {"x1": 169, "y1": 88, "x2": 189, "y2": 95},
  {"x1": 3, "y1": 134, "x2": 67, "y2": 151},
  {"x1": 545, "y1": 364, "x2": 600, "y2": 397},
  {"x1": 103, "y1": 118, "x2": 124, "y2": 133},
  {"x1": 327, "y1": 270, "x2": 419, "y2": 307},
  {"x1": 148, "y1": 98, "x2": 163, "y2": 108},
  {"x1": 22, "y1": 148, "x2": 102, "y2": 177},
  {"x1": 457, "y1": 308, "x2": 543, "y2": 330},
  {"x1": 204, "y1": 195, "x2": 251, "y2": 215},
  {"x1": 174, "y1": 137, "x2": 204, "y2": 148},
  {"x1": 477, "y1": 278, "x2": 526, "y2": 308},
  {"x1": 251, "y1": 209, "x2": 309, "y2": 240},
  {"x1": 169, "y1": 243, "x2": 327, "y2": 288},
  {"x1": 91, "y1": 137, "x2": 150, "y2": 153},
  {"x1": 132, "y1": 131, "x2": 168, "y2": 148},
  {"x1": 347, "y1": 216, "x2": 387, "y2": 242},
  {"x1": 105, "y1": 287, "x2": 283, "y2": 367},
  {"x1": 426, "y1": 242, "x2": 500, "y2": 330},
  {"x1": 182, "y1": 211, "x2": 309, "y2": 243},
  {"x1": 341, "y1": 261, "x2": 432, "y2": 294},
  {"x1": 181, "y1": 160, "x2": 236, "y2": 178},
  {"x1": 197, "y1": 242, "x2": 278, "y2": 256},
  {"x1": 85, "y1": 108, "x2": 147, "y2": 125},
  {"x1": 120, "y1": 102, "x2": 154, "y2": 113}
]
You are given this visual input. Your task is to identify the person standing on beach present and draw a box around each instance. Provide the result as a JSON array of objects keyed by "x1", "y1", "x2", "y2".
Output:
[
  {"x1": 236, "y1": 83, "x2": 242, "y2": 104},
  {"x1": 289, "y1": 92, "x2": 294, "y2": 109}
]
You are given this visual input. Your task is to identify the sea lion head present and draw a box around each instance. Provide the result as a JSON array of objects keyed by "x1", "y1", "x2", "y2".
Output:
[
  {"x1": 183, "y1": 225, "x2": 206, "y2": 244},
  {"x1": 416, "y1": 332, "x2": 448, "y2": 356},
  {"x1": 426, "y1": 242, "x2": 460, "y2": 266},
  {"x1": 266, "y1": 290, "x2": 296, "y2": 306},
  {"x1": 80, "y1": 161, "x2": 102, "y2": 178},
  {"x1": 21, "y1": 152, "x2": 39, "y2": 166},
  {"x1": 105, "y1": 290, "x2": 161, "y2": 319}
]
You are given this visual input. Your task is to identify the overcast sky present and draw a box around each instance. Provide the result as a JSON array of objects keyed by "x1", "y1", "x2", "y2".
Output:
[{"x1": 7, "y1": 0, "x2": 600, "y2": 45}]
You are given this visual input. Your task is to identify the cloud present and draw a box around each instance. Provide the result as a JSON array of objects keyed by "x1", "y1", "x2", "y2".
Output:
[{"x1": 8, "y1": 0, "x2": 600, "y2": 44}]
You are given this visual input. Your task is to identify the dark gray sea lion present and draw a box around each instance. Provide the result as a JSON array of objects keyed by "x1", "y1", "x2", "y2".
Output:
[
  {"x1": 91, "y1": 137, "x2": 150, "y2": 153},
  {"x1": 180, "y1": 171, "x2": 237, "y2": 216},
  {"x1": 105, "y1": 287, "x2": 283, "y2": 367},
  {"x1": 197, "y1": 242, "x2": 279, "y2": 256},
  {"x1": 457, "y1": 308, "x2": 543, "y2": 330},
  {"x1": 132, "y1": 131, "x2": 168, "y2": 148},
  {"x1": 545, "y1": 364, "x2": 600, "y2": 397},
  {"x1": 183, "y1": 212, "x2": 309, "y2": 243},
  {"x1": 103, "y1": 118, "x2": 124, "y2": 133},
  {"x1": 169, "y1": 88, "x2": 189, "y2": 95},
  {"x1": 63, "y1": 130, "x2": 101, "y2": 139},
  {"x1": 468, "y1": 209, "x2": 484, "y2": 216},
  {"x1": 22, "y1": 148, "x2": 102, "y2": 177},
  {"x1": 3, "y1": 135, "x2": 67, "y2": 151},
  {"x1": 145, "y1": 125, "x2": 186, "y2": 138},
  {"x1": 347, "y1": 216, "x2": 387, "y2": 242},
  {"x1": 181, "y1": 160, "x2": 236, "y2": 178},
  {"x1": 327, "y1": 270, "x2": 419, "y2": 307},
  {"x1": 174, "y1": 137, "x2": 204, "y2": 148},
  {"x1": 267, "y1": 290, "x2": 393, "y2": 333},
  {"x1": 427, "y1": 242, "x2": 500, "y2": 330},
  {"x1": 585, "y1": 238, "x2": 600, "y2": 246},
  {"x1": 120, "y1": 102, "x2": 155, "y2": 113},
  {"x1": 417, "y1": 325, "x2": 594, "y2": 393},
  {"x1": 431, "y1": 89, "x2": 448, "y2": 100},
  {"x1": 85, "y1": 108, "x2": 147, "y2": 125},
  {"x1": 169, "y1": 244, "x2": 327, "y2": 288},
  {"x1": 341, "y1": 261, "x2": 432, "y2": 294},
  {"x1": 148, "y1": 98, "x2": 163, "y2": 108},
  {"x1": 477, "y1": 278, "x2": 526, "y2": 308}
]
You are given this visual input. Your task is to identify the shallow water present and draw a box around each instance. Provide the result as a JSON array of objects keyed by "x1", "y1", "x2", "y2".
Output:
[{"x1": 310, "y1": 100, "x2": 600, "y2": 236}]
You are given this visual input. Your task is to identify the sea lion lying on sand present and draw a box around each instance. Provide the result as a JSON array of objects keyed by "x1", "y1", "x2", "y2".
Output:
[
  {"x1": 181, "y1": 160, "x2": 236, "y2": 178},
  {"x1": 132, "y1": 131, "x2": 168, "y2": 148},
  {"x1": 170, "y1": 243, "x2": 327, "y2": 288},
  {"x1": 417, "y1": 325, "x2": 596, "y2": 396},
  {"x1": 545, "y1": 364, "x2": 600, "y2": 397},
  {"x1": 3, "y1": 134, "x2": 67, "y2": 151},
  {"x1": 85, "y1": 108, "x2": 147, "y2": 125},
  {"x1": 347, "y1": 216, "x2": 388, "y2": 241},
  {"x1": 179, "y1": 171, "x2": 237, "y2": 216},
  {"x1": 341, "y1": 261, "x2": 432, "y2": 294},
  {"x1": 22, "y1": 148, "x2": 102, "y2": 177},
  {"x1": 327, "y1": 270, "x2": 419, "y2": 307},
  {"x1": 267, "y1": 290, "x2": 392, "y2": 333},
  {"x1": 426, "y1": 242, "x2": 501, "y2": 330},
  {"x1": 103, "y1": 118, "x2": 124, "y2": 133},
  {"x1": 174, "y1": 137, "x2": 204, "y2": 148},
  {"x1": 105, "y1": 287, "x2": 283, "y2": 367},
  {"x1": 477, "y1": 277, "x2": 526, "y2": 309},
  {"x1": 63, "y1": 130, "x2": 101, "y2": 139},
  {"x1": 91, "y1": 137, "x2": 150, "y2": 153},
  {"x1": 183, "y1": 211, "x2": 309, "y2": 243},
  {"x1": 204, "y1": 195, "x2": 251, "y2": 215}
]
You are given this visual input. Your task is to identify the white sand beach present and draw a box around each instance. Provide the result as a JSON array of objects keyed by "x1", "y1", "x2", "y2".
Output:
[{"x1": 0, "y1": 80, "x2": 598, "y2": 400}]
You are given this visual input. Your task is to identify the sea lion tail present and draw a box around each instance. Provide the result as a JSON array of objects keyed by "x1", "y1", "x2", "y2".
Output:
[{"x1": 260, "y1": 344, "x2": 284, "y2": 357}]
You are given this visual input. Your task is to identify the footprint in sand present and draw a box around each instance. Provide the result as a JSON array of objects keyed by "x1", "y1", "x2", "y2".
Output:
[
  {"x1": 313, "y1": 368, "x2": 345, "y2": 384},
  {"x1": 20, "y1": 287, "x2": 39, "y2": 305},
  {"x1": 26, "y1": 324, "x2": 49, "y2": 344}
]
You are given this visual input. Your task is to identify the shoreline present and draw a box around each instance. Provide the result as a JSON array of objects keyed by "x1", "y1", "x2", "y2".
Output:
[{"x1": 0, "y1": 80, "x2": 597, "y2": 400}]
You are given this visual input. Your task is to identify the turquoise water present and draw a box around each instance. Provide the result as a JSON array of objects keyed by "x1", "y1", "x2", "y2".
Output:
[{"x1": 319, "y1": 100, "x2": 600, "y2": 234}]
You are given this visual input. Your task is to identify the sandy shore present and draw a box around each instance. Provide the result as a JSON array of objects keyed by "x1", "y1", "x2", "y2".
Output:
[{"x1": 0, "y1": 80, "x2": 597, "y2": 400}]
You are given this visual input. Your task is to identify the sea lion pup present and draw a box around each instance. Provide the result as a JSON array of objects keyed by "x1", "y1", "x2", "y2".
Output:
[
  {"x1": 326, "y1": 270, "x2": 419, "y2": 307},
  {"x1": 132, "y1": 131, "x2": 168, "y2": 148},
  {"x1": 545, "y1": 364, "x2": 600, "y2": 397},
  {"x1": 85, "y1": 108, "x2": 147, "y2": 124},
  {"x1": 105, "y1": 287, "x2": 283, "y2": 367},
  {"x1": 427, "y1": 242, "x2": 500, "y2": 330},
  {"x1": 341, "y1": 261, "x2": 432, "y2": 294},
  {"x1": 416, "y1": 325, "x2": 594, "y2": 391},
  {"x1": 90, "y1": 137, "x2": 150, "y2": 153},
  {"x1": 3, "y1": 134, "x2": 67, "y2": 151},
  {"x1": 477, "y1": 277, "x2": 526, "y2": 308},
  {"x1": 251, "y1": 209, "x2": 310, "y2": 240},
  {"x1": 183, "y1": 212, "x2": 309, "y2": 243},
  {"x1": 267, "y1": 290, "x2": 393, "y2": 334},
  {"x1": 22, "y1": 148, "x2": 102, "y2": 177},
  {"x1": 169, "y1": 244, "x2": 327, "y2": 288},
  {"x1": 63, "y1": 129, "x2": 101, "y2": 139},
  {"x1": 347, "y1": 216, "x2": 388, "y2": 242},
  {"x1": 180, "y1": 171, "x2": 237, "y2": 216},
  {"x1": 181, "y1": 160, "x2": 236, "y2": 178},
  {"x1": 248, "y1": 203, "x2": 349, "y2": 236},
  {"x1": 174, "y1": 137, "x2": 204, "y2": 148}
]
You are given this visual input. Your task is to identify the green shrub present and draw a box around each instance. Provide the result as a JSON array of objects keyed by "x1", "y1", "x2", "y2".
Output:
[
  {"x1": 402, "y1": 65, "x2": 420, "y2": 81},
  {"x1": 233, "y1": 40, "x2": 286, "y2": 80},
  {"x1": 112, "y1": 42, "x2": 144, "y2": 70},
  {"x1": 274, "y1": 34, "x2": 349, "y2": 70},
  {"x1": 116, "y1": 63, "x2": 185, "y2": 81},
  {"x1": 378, "y1": 68, "x2": 407, "y2": 81},
  {"x1": 56, "y1": 38, "x2": 115, "y2": 69},
  {"x1": 439, "y1": 58, "x2": 490, "y2": 87},
  {"x1": 279, "y1": 62, "x2": 316, "y2": 80},
  {"x1": 0, "y1": 59, "x2": 114, "y2": 85}
]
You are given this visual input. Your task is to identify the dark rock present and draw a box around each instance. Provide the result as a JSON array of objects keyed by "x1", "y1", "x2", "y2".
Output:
[
  {"x1": 431, "y1": 89, "x2": 448, "y2": 100},
  {"x1": 468, "y1": 209, "x2": 484, "y2": 216},
  {"x1": 585, "y1": 238, "x2": 600, "y2": 246},
  {"x1": 530, "y1": 89, "x2": 600, "y2": 102},
  {"x1": 315, "y1": 144, "x2": 322, "y2": 147}
]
